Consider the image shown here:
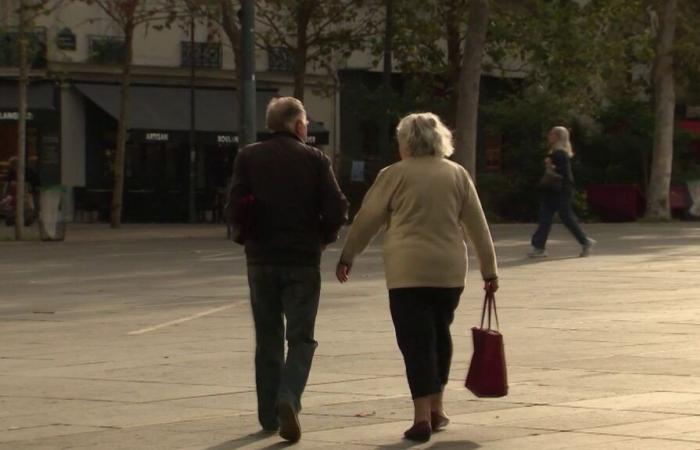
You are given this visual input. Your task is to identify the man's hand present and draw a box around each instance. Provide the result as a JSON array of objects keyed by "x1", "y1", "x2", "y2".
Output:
[
  {"x1": 484, "y1": 278, "x2": 499, "y2": 293},
  {"x1": 336, "y1": 261, "x2": 352, "y2": 283}
]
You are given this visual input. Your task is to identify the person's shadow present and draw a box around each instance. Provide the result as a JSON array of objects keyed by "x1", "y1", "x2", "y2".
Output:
[
  {"x1": 381, "y1": 440, "x2": 480, "y2": 449},
  {"x1": 204, "y1": 430, "x2": 293, "y2": 450},
  {"x1": 206, "y1": 434, "x2": 481, "y2": 449},
  {"x1": 427, "y1": 442, "x2": 480, "y2": 449}
]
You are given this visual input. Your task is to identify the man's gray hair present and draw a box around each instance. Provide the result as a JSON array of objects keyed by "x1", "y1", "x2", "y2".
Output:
[
  {"x1": 266, "y1": 97, "x2": 306, "y2": 133},
  {"x1": 396, "y1": 112, "x2": 454, "y2": 158}
]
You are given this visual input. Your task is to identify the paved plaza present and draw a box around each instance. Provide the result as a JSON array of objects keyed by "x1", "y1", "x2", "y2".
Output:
[{"x1": 2, "y1": 222, "x2": 700, "y2": 449}]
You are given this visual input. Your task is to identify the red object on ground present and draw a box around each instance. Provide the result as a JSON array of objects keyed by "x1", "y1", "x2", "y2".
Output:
[
  {"x1": 670, "y1": 184, "x2": 689, "y2": 211},
  {"x1": 586, "y1": 184, "x2": 645, "y2": 222},
  {"x1": 679, "y1": 120, "x2": 700, "y2": 135}
]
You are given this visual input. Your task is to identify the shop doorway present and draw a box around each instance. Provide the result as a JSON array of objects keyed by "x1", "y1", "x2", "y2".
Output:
[{"x1": 124, "y1": 141, "x2": 188, "y2": 222}]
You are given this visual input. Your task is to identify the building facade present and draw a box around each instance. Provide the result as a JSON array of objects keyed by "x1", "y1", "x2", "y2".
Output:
[{"x1": 0, "y1": 1, "x2": 339, "y2": 222}]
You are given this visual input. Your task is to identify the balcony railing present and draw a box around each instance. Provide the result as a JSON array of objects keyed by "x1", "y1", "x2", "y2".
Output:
[
  {"x1": 88, "y1": 35, "x2": 125, "y2": 65},
  {"x1": 0, "y1": 27, "x2": 47, "y2": 69},
  {"x1": 180, "y1": 42, "x2": 222, "y2": 69}
]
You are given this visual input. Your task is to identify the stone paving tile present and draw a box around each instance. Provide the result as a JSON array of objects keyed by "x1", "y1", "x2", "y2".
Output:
[
  {"x1": 1, "y1": 401, "x2": 240, "y2": 430},
  {"x1": 535, "y1": 373, "x2": 700, "y2": 394},
  {"x1": 567, "y1": 438, "x2": 700, "y2": 450},
  {"x1": 450, "y1": 404, "x2": 678, "y2": 431},
  {"x1": 563, "y1": 392, "x2": 700, "y2": 411},
  {"x1": 0, "y1": 375, "x2": 242, "y2": 403},
  {"x1": 0, "y1": 424, "x2": 105, "y2": 444},
  {"x1": 3, "y1": 223, "x2": 700, "y2": 448},
  {"x1": 303, "y1": 396, "x2": 521, "y2": 421},
  {"x1": 578, "y1": 416, "x2": 700, "y2": 440},
  {"x1": 470, "y1": 431, "x2": 632, "y2": 450},
  {"x1": 158, "y1": 390, "x2": 384, "y2": 413},
  {"x1": 302, "y1": 421, "x2": 540, "y2": 448}
]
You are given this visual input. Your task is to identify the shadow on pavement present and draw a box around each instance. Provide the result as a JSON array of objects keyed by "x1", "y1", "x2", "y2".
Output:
[
  {"x1": 427, "y1": 441, "x2": 480, "y2": 449},
  {"x1": 204, "y1": 430, "x2": 293, "y2": 450},
  {"x1": 380, "y1": 439, "x2": 480, "y2": 449},
  {"x1": 497, "y1": 255, "x2": 580, "y2": 269}
]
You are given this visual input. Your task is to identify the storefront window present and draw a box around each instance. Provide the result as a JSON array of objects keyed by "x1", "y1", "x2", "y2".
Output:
[
  {"x1": 0, "y1": 121, "x2": 43, "y2": 185},
  {"x1": 205, "y1": 143, "x2": 236, "y2": 190}
]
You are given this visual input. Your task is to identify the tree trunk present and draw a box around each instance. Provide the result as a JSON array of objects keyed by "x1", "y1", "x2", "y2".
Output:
[
  {"x1": 111, "y1": 25, "x2": 134, "y2": 228},
  {"x1": 219, "y1": 1, "x2": 243, "y2": 126},
  {"x1": 444, "y1": 0, "x2": 463, "y2": 128},
  {"x1": 378, "y1": 0, "x2": 393, "y2": 165},
  {"x1": 293, "y1": 3, "x2": 311, "y2": 102},
  {"x1": 15, "y1": 1, "x2": 28, "y2": 239},
  {"x1": 293, "y1": 57, "x2": 306, "y2": 102},
  {"x1": 645, "y1": 0, "x2": 677, "y2": 220},
  {"x1": 454, "y1": 0, "x2": 489, "y2": 179}
]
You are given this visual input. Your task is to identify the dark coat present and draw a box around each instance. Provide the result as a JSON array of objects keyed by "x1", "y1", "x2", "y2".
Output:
[{"x1": 228, "y1": 132, "x2": 349, "y2": 266}]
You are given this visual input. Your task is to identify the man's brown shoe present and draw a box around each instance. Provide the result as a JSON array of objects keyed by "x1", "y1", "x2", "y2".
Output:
[{"x1": 278, "y1": 401, "x2": 301, "y2": 442}]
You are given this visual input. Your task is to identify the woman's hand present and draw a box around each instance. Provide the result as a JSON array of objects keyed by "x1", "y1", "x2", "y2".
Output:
[
  {"x1": 484, "y1": 278, "x2": 499, "y2": 293},
  {"x1": 544, "y1": 157, "x2": 555, "y2": 170},
  {"x1": 336, "y1": 261, "x2": 352, "y2": 283}
]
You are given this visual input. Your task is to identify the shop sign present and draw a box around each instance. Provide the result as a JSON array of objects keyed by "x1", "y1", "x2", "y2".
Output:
[
  {"x1": 687, "y1": 105, "x2": 700, "y2": 119},
  {"x1": 0, "y1": 111, "x2": 34, "y2": 121},
  {"x1": 217, "y1": 134, "x2": 238, "y2": 145},
  {"x1": 145, "y1": 132, "x2": 169, "y2": 142},
  {"x1": 56, "y1": 28, "x2": 77, "y2": 51},
  {"x1": 306, "y1": 136, "x2": 317, "y2": 145}
]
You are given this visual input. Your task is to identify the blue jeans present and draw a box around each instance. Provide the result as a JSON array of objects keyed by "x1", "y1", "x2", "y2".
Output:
[
  {"x1": 531, "y1": 190, "x2": 588, "y2": 250},
  {"x1": 247, "y1": 265, "x2": 320, "y2": 429}
]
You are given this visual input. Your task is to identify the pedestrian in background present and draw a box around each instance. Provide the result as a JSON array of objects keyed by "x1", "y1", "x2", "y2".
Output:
[
  {"x1": 336, "y1": 112, "x2": 499, "y2": 443},
  {"x1": 228, "y1": 97, "x2": 348, "y2": 442},
  {"x1": 529, "y1": 126, "x2": 595, "y2": 258}
]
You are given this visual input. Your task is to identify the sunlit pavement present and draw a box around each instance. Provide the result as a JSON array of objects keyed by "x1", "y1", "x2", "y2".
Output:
[{"x1": 2, "y1": 222, "x2": 700, "y2": 449}]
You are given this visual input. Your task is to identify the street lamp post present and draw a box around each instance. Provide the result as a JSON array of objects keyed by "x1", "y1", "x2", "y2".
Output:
[{"x1": 188, "y1": 9, "x2": 197, "y2": 223}]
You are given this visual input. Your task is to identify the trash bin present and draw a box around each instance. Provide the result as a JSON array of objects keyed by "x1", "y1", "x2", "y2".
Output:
[{"x1": 39, "y1": 186, "x2": 66, "y2": 241}]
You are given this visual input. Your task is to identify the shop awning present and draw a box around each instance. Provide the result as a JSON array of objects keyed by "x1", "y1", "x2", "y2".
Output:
[
  {"x1": 75, "y1": 83, "x2": 330, "y2": 145},
  {"x1": 74, "y1": 83, "x2": 274, "y2": 133},
  {"x1": 0, "y1": 83, "x2": 55, "y2": 110}
]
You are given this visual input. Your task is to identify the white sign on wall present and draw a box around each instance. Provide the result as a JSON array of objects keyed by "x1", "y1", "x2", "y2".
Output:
[{"x1": 0, "y1": 111, "x2": 35, "y2": 121}]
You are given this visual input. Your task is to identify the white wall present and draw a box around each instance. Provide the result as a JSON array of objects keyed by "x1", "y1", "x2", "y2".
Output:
[
  {"x1": 60, "y1": 86, "x2": 85, "y2": 221},
  {"x1": 60, "y1": 86, "x2": 85, "y2": 188}
]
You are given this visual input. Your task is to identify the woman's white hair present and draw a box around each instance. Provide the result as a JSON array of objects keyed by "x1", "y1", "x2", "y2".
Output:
[
  {"x1": 550, "y1": 126, "x2": 574, "y2": 156},
  {"x1": 396, "y1": 112, "x2": 454, "y2": 158}
]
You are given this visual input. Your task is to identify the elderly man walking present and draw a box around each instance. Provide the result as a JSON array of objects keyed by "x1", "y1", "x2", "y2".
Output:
[{"x1": 228, "y1": 97, "x2": 348, "y2": 442}]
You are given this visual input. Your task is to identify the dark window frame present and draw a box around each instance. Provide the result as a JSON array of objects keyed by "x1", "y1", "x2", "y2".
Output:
[
  {"x1": 87, "y1": 35, "x2": 126, "y2": 65},
  {"x1": 0, "y1": 27, "x2": 47, "y2": 69}
]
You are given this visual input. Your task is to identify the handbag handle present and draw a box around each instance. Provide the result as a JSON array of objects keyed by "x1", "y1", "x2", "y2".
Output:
[{"x1": 479, "y1": 291, "x2": 500, "y2": 331}]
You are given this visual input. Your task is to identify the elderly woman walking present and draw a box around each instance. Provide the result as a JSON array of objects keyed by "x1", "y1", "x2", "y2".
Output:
[
  {"x1": 529, "y1": 126, "x2": 595, "y2": 258},
  {"x1": 336, "y1": 113, "x2": 499, "y2": 442}
]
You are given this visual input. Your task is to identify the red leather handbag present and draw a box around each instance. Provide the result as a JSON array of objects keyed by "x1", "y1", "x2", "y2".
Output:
[{"x1": 465, "y1": 291, "x2": 508, "y2": 397}]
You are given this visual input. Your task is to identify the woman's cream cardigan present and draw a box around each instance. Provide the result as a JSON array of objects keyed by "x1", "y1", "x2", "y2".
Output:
[{"x1": 340, "y1": 156, "x2": 498, "y2": 289}]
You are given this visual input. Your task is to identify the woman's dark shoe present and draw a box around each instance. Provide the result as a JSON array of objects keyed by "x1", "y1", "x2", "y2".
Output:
[
  {"x1": 431, "y1": 412, "x2": 450, "y2": 431},
  {"x1": 404, "y1": 421, "x2": 431, "y2": 442},
  {"x1": 278, "y1": 401, "x2": 301, "y2": 442}
]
